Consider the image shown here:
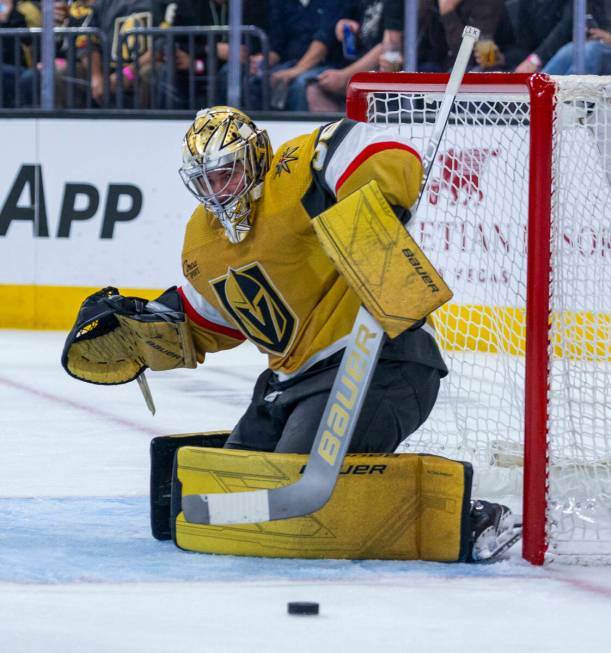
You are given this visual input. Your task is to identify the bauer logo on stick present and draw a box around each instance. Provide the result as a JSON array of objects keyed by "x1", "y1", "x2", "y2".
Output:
[{"x1": 317, "y1": 323, "x2": 377, "y2": 466}]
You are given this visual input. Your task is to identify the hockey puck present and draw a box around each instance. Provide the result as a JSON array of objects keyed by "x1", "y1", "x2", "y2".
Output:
[{"x1": 287, "y1": 601, "x2": 319, "y2": 616}]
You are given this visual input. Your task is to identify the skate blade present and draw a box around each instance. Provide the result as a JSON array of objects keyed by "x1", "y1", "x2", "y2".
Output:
[{"x1": 473, "y1": 525, "x2": 523, "y2": 563}]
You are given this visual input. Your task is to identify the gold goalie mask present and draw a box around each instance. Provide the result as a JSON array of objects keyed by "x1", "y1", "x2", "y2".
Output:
[{"x1": 179, "y1": 106, "x2": 272, "y2": 244}]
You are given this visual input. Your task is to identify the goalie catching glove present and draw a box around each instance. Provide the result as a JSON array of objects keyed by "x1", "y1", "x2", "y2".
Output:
[{"x1": 62, "y1": 287, "x2": 197, "y2": 385}]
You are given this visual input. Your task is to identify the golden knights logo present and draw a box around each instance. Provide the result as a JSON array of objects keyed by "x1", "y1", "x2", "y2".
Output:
[
  {"x1": 211, "y1": 263, "x2": 298, "y2": 354},
  {"x1": 274, "y1": 146, "x2": 299, "y2": 177}
]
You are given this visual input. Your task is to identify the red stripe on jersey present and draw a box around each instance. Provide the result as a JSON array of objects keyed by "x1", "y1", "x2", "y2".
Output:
[
  {"x1": 334, "y1": 142, "x2": 422, "y2": 194},
  {"x1": 177, "y1": 286, "x2": 245, "y2": 341}
]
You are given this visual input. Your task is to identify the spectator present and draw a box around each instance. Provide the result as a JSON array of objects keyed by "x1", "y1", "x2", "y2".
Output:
[
  {"x1": 378, "y1": 0, "x2": 518, "y2": 73},
  {"x1": 474, "y1": 4, "x2": 520, "y2": 71},
  {"x1": 18, "y1": 1, "x2": 96, "y2": 108},
  {"x1": 512, "y1": 0, "x2": 591, "y2": 73},
  {"x1": 170, "y1": 0, "x2": 269, "y2": 107},
  {"x1": 186, "y1": 0, "x2": 258, "y2": 67},
  {"x1": 181, "y1": 0, "x2": 230, "y2": 106},
  {"x1": 0, "y1": 0, "x2": 27, "y2": 108},
  {"x1": 86, "y1": 0, "x2": 154, "y2": 106},
  {"x1": 143, "y1": 1, "x2": 198, "y2": 109},
  {"x1": 103, "y1": 1, "x2": 222, "y2": 109},
  {"x1": 249, "y1": 0, "x2": 346, "y2": 111},
  {"x1": 15, "y1": 1, "x2": 41, "y2": 27},
  {"x1": 542, "y1": 4, "x2": 611, "y2": 75},
  {"x1": 306, "y1": 0, "x2": 389, "y2": 112},
  {"x1": 436, "y1": 0, "x2": 511, "y2": 67},
  {"x1": 380, "y1": 0, "x2": 447, "y2": 72}
]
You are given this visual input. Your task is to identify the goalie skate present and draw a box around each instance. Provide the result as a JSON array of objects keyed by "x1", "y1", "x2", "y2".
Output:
[{"x1": 468, "y1": 500, "x2": 521, "y2": 562}]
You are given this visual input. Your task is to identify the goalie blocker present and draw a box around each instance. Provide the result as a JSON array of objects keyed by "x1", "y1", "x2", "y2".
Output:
[{"x1": 313, "y1": 179, "x2": 452, "y2": 338}]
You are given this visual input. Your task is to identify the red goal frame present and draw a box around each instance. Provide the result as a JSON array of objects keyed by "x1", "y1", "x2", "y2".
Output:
[{"x1": 346, "y1": 72, "x2": 557, "y2": 565}]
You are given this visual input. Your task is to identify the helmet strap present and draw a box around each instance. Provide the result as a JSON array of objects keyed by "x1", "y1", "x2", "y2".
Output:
[{"x1": 250, "y1": 182, "x2": 264, "y2": 201}]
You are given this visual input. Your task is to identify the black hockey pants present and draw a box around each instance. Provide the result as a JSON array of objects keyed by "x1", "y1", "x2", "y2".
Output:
[{"x1": 224, "y1": 353, "x2": 441, "y2": 454}]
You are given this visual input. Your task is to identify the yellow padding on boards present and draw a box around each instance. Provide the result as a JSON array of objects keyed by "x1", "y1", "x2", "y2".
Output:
[
  {"x1": 175, "y1": 447, "x2": 470, "y2": 561},
  {"x1": 312, "y1": 180, "x2": 453, "y2": 338},
  {"x1": 0, "y1": 284, "x2": 161, "y2": 330}
]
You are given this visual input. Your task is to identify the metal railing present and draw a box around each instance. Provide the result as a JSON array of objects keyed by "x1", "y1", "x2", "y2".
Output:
[
  {"x1": 0, "y1": 27, "x2": 108, "y2": 109},
  {"x1": 0, "y1": 25, "x2": 269, "y2": 111},
  {"x1": 115, "y1": 26, "x2": 270, "y2": 110},
  {"x1": 1, "y1": 3, "x2": 599, "y2": 112}
]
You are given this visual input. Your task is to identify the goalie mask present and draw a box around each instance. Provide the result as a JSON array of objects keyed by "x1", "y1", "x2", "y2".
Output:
[{"x1": 179, "y1": 106, "x2": 272, "y2": 244}]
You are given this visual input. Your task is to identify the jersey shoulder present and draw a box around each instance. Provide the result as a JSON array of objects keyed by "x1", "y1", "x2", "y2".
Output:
[
  {"x1": 317, "y1": 118, "x2": 423, "y2": 207},
  {"x1": 268, "y1": 131, "x2": 317, "y2": 184},
  {"x1": 264, "y1": 120, "x2": 357, "y2": 200}
]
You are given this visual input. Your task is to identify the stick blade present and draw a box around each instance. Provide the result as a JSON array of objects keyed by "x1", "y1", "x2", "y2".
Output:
[{"x1": 182, "y1": 490, "x2": 271, "y2": 525}]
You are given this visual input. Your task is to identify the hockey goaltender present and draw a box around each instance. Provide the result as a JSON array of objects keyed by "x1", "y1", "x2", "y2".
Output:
[{"x1": 62, "y1": 106, "x2": 519, "y2": 562}]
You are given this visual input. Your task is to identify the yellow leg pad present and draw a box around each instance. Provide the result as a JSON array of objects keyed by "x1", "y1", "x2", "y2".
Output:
[
  {"x1": 312, "y1": 180, "x2": 453, "y2": 339},
  {"x1": 173, "y1": 447, "x2": 472, "y2": 561}
]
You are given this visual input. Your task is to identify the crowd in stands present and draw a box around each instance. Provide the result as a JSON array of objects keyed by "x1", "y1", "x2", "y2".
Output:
[{"x1": 1, "y1": 0, "x2": 610, "y2": 111}]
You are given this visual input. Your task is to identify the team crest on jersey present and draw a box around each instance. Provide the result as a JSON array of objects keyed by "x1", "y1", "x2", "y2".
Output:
[
  {"x1": 274, "y1": 146, "x2": 299, "y2": 177},
  {"x1": 211, "y1": 263, "x2": 298, "y2": 354}
]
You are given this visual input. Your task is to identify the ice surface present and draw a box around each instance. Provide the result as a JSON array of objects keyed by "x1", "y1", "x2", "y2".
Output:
[{"x1": 1, "y1": 330, "x2": 610, "y2": 652}]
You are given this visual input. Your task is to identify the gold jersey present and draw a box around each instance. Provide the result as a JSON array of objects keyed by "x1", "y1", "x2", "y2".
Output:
[{"x1": 179, "y1": 119, "x2": 443, "y2": 378}]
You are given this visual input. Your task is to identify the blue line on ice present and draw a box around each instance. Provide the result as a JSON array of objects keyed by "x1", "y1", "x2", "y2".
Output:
[{"x1": 0, "y1": 497, "x2": 543, "y2": 584}]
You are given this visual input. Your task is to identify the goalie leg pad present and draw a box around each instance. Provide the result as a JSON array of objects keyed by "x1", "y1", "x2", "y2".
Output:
[
  {"x1": 150, "y1": 432, "x2": 230, "y2": 540},
  {"x1": 312, "y1": 180, "x2": 453, "y2": 338},
  {"x1": 166, "y1": 445, "x2": 473, "y2": 561}
]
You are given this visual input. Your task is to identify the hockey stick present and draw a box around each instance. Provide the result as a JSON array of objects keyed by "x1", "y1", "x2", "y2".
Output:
[
  {"x1": 134, "y1": 298, "x2": 187, "y2": 416},
  {"x1": 137, "y1": 373, "x2": 156, "y2": 415},
  {"x1": 182, "y1": 26, "x2": 481, "y2": 526}
]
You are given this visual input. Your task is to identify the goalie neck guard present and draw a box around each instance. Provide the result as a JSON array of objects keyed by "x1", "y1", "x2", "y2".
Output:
[{"x1": 179, "y1": 106, "x2": 272, "y2": 244}]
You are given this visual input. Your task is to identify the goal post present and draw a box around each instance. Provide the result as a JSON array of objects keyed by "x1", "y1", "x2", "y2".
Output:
[
  {"x1": 346, "y1": 72, "x2": 611, "y2": 565},
  {"x1": 523, "y1": 74, "x2": 555, "y2": 566}
]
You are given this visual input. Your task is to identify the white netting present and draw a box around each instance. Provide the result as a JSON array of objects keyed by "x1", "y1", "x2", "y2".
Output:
[
  {"x1": 546, "y1": 76, "x2": 611, "y2": 563},
  {"x1": 362, "y1": 75, "x2": 611, "y2": 563}
]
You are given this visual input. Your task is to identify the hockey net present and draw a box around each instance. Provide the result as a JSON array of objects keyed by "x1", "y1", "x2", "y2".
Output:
[{"x1": 346, "y1": 73, "x2": 611, "y2": 564}]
